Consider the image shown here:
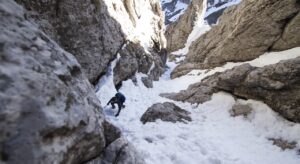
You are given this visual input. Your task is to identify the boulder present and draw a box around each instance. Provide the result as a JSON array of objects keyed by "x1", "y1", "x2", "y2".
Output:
[
  {"x1": 86, "y1": 138, "x2": 144, "y2": 164},
  {"x1": 229, "y1": 103, "x2": 253, "y2": 117},
  {"x1": 268, "y1": 138, "x2": 297, "y2": 150},
  {"x1": 140, "y1": 102, "x2": 191, "y2": 124},
  {"x1": 172, "y1": 0, "x2": 300, "y2": 78},
  {"x1": 164, "y1": 58, "x2": 300, "y2": 122},
  {"x1": 0, "y1": 1, "x2": 141, "y2": 163},
  {"x1": 141, "y1": 77, "x2": 154, "y2": 88}
]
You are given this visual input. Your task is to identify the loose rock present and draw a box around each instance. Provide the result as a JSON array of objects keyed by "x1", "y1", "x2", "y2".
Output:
[{"x1": 140, "y1": 102, "x2": 192, "y2": 124}]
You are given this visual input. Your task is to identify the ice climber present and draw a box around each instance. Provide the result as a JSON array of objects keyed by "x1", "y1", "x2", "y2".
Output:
[{"x1": 107, "y1": 92, "x2": 126, "y2": 117}]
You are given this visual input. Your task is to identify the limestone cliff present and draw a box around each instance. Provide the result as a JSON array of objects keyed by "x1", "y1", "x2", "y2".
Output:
[
  {"x1": 165, "y1": 0, "x2": 204, "y2": 52},
  {"x1": 16, "y1": 0, "x2": 167, "y2": 87},
  {"x1": 171, "y1": 0, "x2": 300, "y2": 78}
]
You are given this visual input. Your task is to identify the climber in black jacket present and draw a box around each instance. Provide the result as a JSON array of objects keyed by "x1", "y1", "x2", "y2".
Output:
[{"x1": 107, "y1": 92, "x2": 126, "y2": 117}]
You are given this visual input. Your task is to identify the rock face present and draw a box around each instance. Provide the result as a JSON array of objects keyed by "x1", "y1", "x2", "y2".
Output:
[
  {"x1": 0, "y1": 1, "x2": 141, "y2": 163},
  {"x1": 86, "y1": 138, "x2": 144, "y2": 164},
  {"x1": 140, "y1": 102, "x2": 191, "y2": 124},
  {"x1": 165, "y1": 0, "x2": 204, "y2": 52},
  {"x1": 113, "y1": 41, "x2": 164, "y2": 88},
  {"x1": 163, "y1": 57, "x2": 300, "y2": 123},
  {"x1": 161, "y1": 0, "x2": 191, "y2": 25},
  {"x1": 16, "y1": 0, "x2": 167, "y2": 86},
  {"x1": 165, "y1": 0, "x2": 241, "y2": 52},
  {"x1": 172, "y1": 0, "x2": 300, "y2": 78},
  {"x1": 205, "y1": 0, "x2": 241, "y2": 25}
]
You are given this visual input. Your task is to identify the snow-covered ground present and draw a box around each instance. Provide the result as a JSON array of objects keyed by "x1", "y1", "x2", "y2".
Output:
[{"x1": 96, "y1": 47, "x2": 300, "y2": 164}]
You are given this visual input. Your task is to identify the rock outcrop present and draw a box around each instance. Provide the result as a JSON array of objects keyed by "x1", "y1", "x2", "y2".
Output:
[
  {"x1": 268, "y1": 138, "x2": 297, "y2": 151},
  {"x1": 161, "y1": 0, "x2": 191, "y2": 25},
  {"x1": 205, "y1": 0, "x2": 241, "y2": 25},
  {"x1": 141, "y1": 77, "x2": 154, "y2": 88},
  {"x1": 165, "y1": 0, "x2": 204, "y2": 52},
  {"x1": 165, "y1": 0, "x2": 242, "y2": 53},
  {"x1": 172, "y1": 0, "x2": 300, "y2": 78},
  {"x1": 86, "y1": 138, "x2": 144, "y2": 164},
  {"x1": 0, "y1": 1, "x2": 141, "y2": 163},
  {"x1": 163, "y1": 57, "x2": 300, "y2": 123},
  {"x1": 113, "y1": 41, "x2": 165, "y2": 89},
  {"x1": 16, "y1": 0, "x2": 167, "y2": 86},
  {"x1": 140, "y1": 102, "x2": 191, "y2": 124}
]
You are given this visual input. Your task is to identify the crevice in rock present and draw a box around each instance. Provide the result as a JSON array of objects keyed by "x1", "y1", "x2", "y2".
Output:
[
  {"x1": 270, "y1": 11, "x2": 299, "y2": 51},
  {"x1": 217, "y1": 89, "x2": 248, "y2": 100},
  {"x1": 91, "y1": 0, "x2": 101, "y2": 12},
  {"x1": 112, "y1": 143, "x2": 129, "y2": 164},
  {"x1": 41, "y1": 120, "x2": 87, "y2": 144},
  {"x1": 55, "y1": 0, "x2": 61, "y2": 16},
  {"x1": 92, "y1": 40, "x2": 128, "y2": 87},
  {"x1": 0, "y1": 151, "x2": 9, "y2": 162},
  {"x1": 133, "y1": 0, "x2": 141, "y2": 19}
]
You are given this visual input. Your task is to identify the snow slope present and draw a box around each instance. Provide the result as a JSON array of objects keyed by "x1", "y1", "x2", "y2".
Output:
[{"x1": 96, "y1": 47, "x2": 300, "y2": 164}]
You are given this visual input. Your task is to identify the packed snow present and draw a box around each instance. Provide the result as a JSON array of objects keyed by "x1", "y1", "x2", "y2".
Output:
[{"x1": 96, "y1": 47, "x2": 300, "y2": 164}]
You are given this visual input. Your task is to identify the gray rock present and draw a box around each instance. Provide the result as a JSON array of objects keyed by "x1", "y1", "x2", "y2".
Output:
[
  {"x1": 164, "y1": 58, "x2": 300, "y2": 122},
  {"x1": 230, "y1": 103, "x2": 253, "y2": 117},
  {"x1": 15, "y1": 0, "x2": 126, "y2": 84},
  {"x1": 140, "y1": 102, "x2": 191, "y2": 124},
  {"x1": 0, "y1": 1, "x2": 141, "y2": 163},
  {"x1": 268, "y1": 138, "x2": 297, "y2": 150},
  {"x1": 102, "y1": 120, "x2": 122, "y2": 147},
  {"x1": 141, "y1": 77, "x2": 153, "y2": 88},
  {"x1": 172, "y1": 0, "x2": 300, "y2": 78},
  {"x1": 161, "y1": 0, "x2": 191, "y2": 25},
  {"x1": 16, "y1": 0, "x2": 167, "y2": 85},
  {"x1": 113, "y1": 42, "x2": 164, "y2": 88},
  {"x1": 86, "y1": 138, "x2": 144, "y2": 164},
  {"x1": 165, "y1": 0, "x2": 204, "y2": 52}
]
